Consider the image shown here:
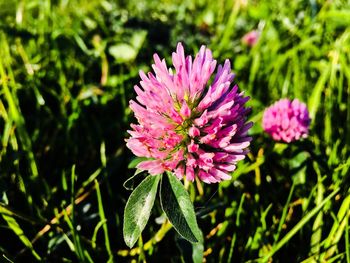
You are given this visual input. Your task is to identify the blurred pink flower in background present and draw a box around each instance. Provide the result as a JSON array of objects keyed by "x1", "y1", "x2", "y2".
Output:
[
  {"x1": 126, "y1": 43, "x2": 252, "y2": 183},
  {"x1": 262, "y1": 98, "x2": 311, "y2": 143},
  {"x1": 241, "y1": 30, "x2": 260, "y2": 47}
]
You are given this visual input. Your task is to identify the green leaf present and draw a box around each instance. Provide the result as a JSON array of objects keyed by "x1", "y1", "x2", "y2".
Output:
[
  {"x1": 192, "y1": 232, "x2": 204, "y2": 263},
  {"x1": 109, "y1": 43, "x2": 137, "y2": 63},
  {"x1": 123, "y1": 174, "x2": 161, "y2": 248},
  {"x1": 130, "y1": 30, "x2": 147, "y2": 50},
  {"x1": 128, "y1": 157, "x2": 149, "y2": 169},
  {"x1": 175, "y1": 233, "x2": 204, "y2": 263},
  {"x1": 123, "y1": 169, "x2": 145, "y2": 191},
  {"x1": 160, "y1": 172, "x2": 202, "y2": 243}
]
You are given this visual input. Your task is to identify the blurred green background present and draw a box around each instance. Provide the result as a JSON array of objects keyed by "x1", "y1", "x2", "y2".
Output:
[{"x1": 0, "y1": 0, "x2": 349, "y2": 262}]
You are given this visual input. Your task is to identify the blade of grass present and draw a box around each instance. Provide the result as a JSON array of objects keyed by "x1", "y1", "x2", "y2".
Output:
[
  {"x1": 310, "y1": 162, "x2": 325, "y2": 257},
  {"x1": 0, "y1": 33, "x2": 39, "y2": 180},
  {"x1": 228, "y1": 193, "x2": 246, "y2": 262},
  {"x1": 29, "y1": 167, "x2": 101, "y2": 248},
  {"x1": 262, "y1": 188, "x2": 339, "y2": 261},
  {"x1": 308, "y1": 63, "x2": 330, "y2": 121},
  {"x1": 83, "y1": 249, "x2": 94, "y2": 263},
  {"x1": 69, "y1": 165, "x2": 85, "y2": 261},
  {"x1": 213, "y1": 0, "x2": 241, "y2": 55},
  {"x1": 273, "y1": 181, "x2": 295, "y2": 244},
  {"x1": 346, "y1": 207, "x2": 350, "y2": 263},
  {"x1": 94, "y1": 179, "x2": 114, "y2": 263},
  {"x1": 320, "y1": 194, "x2": 350, "y2": 261},
  {"x1": 1, "y1": 212, "x2": 41, "y2": 260},
  {"x1": 92, "y1": 219, "x2": 107, "y2": 249},
  {"x1": 2, "y1": 254, "x2": 14, "y2": 263}
]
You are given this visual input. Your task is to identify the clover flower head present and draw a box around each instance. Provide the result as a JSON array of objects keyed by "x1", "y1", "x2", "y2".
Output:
[
  {"x1": 126, "y1": 43, "x2": 252, "y2": 183},
  {"x1": 262, "y1": 98, "x2": 311, "y2": 143},
  {"x1": 242, "y1": 30, "x2": 260, "y2": 47}
]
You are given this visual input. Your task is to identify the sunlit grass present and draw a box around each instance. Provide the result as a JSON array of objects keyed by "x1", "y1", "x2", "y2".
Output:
[{"x1": 0, "y1": 0, "x2": 349, "y2": 262}]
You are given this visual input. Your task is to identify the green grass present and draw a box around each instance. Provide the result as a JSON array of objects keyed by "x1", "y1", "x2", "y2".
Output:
[{"x1": 0, "y1": 0, "x2": 349, "y2": 262}]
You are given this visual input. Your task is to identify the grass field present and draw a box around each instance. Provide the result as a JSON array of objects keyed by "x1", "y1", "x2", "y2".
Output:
[{"x1": 0, "y1": 0, "x2": 349, "y2": 262}]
